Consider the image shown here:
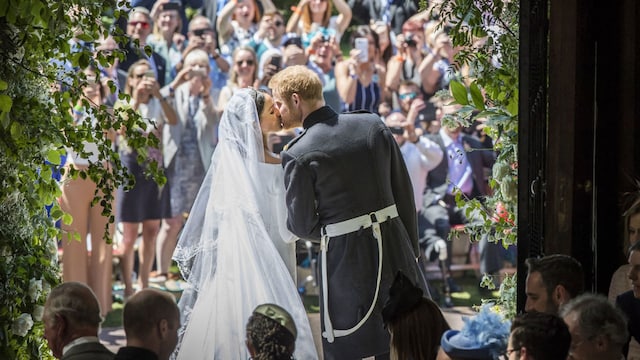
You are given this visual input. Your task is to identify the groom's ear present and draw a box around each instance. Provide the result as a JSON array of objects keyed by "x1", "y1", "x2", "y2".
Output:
[{"x1": 292, "y1": 93, "x2": 300, "y2": 107}]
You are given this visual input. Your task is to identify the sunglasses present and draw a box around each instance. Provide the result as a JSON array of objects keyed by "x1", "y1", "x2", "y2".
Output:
[
  {"x1": 389, "y1": 126, "x2": 405, "y2": 135},
  {"x1": 236, "y1": 59, "x2": 255, "y2": 66},
  {"x1": 128, "y1": 21, "x2": 150, "y2": 29},
  {"x1": 398, "y1": 92, "x2": 418, "y2": 100}
]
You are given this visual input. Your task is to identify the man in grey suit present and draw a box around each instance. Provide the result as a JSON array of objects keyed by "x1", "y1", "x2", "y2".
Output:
[
  {"x1": 43, "y1": 282, "x2": 114, "y2": 360},
  {"x1": 271, "y1": 65, "x2": 428, "y2": 359}
]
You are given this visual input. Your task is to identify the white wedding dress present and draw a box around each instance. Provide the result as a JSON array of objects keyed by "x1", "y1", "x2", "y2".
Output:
[{"x1": 172, "y1": 90, "x2": 317, "y2": 360}]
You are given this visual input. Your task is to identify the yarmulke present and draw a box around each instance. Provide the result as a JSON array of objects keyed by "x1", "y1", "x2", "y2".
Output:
[{"x1": 253, "y1": 303, "x2": 297, "y2": 339}]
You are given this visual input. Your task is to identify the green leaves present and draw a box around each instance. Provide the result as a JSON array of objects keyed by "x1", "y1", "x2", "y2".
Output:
[
  {"x1": 469, "y1": 82, "x2": 485, "y2": 110},
  {"x1": 450, "y1": 80, "x2": 469, "y2": 105},
  {"x1": 0, "y1": 95, "x2": 13, "y2": 113}
]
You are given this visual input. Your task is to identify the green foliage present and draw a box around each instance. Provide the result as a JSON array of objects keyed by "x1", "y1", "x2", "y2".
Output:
[
  {"x1": 0, "y1": 0, "x2": 163, "y2": 356},
  {"x1": 430, "y1": 0, "x2": 519, "y2": 318}
]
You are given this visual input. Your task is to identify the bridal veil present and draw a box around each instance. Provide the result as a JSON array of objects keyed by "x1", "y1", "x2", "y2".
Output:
[{"x1": 172, "y1": 89, "x2": 317, "y2": 359}]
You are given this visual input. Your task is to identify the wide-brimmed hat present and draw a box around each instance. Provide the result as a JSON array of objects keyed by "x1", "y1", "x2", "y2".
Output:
[{"x1": 440, "y1": 305, "x2": 511, "y2": 360}]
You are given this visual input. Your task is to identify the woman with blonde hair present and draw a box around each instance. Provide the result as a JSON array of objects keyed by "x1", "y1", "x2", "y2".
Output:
[
  {"x1": 217, "y1": 0, "x2": 276, "y2": 56},
  {"x1": 286, "y1": 0, "x2": 352, "y2": 47},
  {"x1": 154, "y1": 48, "x2": 219, "y2": 283},
  {"x1": 217, "y1": 46, "x2": 258, "y2": 112}
]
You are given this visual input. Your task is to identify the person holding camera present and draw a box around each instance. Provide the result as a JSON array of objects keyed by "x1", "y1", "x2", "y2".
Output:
[
  {"x1": 386, "y1": 20, "x2": 427, "y2": 105},
  {"x1": 384, "y1": 111, "x2": 442, "y2": 215},
  {"x1": 153, "y1": 49, "x2": 220, "y2": 285},
  {"x1": 335, "y1": 25, "x2": 387, "y2": 113},
  {"x1": 179, "y1": 16, "x2": 229, "y2": 93},
  {"x1": 308, "y1": 32, "x2": 342, "y2": 113},
  {"x1": 247, "y1": 11, "x2": 288, "y2": 62},
  {"x1": 147, "y1": 1, "x2": 184, "y2": 84}
]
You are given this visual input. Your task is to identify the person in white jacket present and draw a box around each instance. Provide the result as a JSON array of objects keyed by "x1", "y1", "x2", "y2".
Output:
[{"x1": 384, "y1": 110, "x2": 443, "y2": 213}]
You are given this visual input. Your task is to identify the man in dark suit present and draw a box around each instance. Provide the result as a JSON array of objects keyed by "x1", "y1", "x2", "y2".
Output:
[
  {"x1": 114, "y1": 289, "x2": 180, "y2": 360},
  {"x1": 271, "y1": 65, "x2": 428, "y2": 359},
  {"x1": 419, "y1": 104, "x2": 496, "y2": 294},
  {"x1": 118, "y1": 7, "x2": 167, "y2": 90},
  {"x1": 43, "y1": 282, "x2": 114, "y2": 360},
  {"x1": 616, "y1": 240, "x2": 640, "y2": 358}
]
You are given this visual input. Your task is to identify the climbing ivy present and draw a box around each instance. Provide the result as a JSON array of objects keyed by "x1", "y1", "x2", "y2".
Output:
[
  {"x1": 428, "y1": 0, "x2": 519, "y2": 319},
  {"x1": 0, "y1": 1, "x2": 162, "y2": 357}
]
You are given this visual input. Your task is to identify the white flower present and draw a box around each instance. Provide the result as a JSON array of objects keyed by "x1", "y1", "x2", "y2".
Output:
[
  {"x1": 28, "y1": 278, "x2": 43, "y2": 302},
  {"x1": 32, "y1": 306, "x2": 44, "y2": 322},
  {"x1": 12, "y1": 313, "x2": 34, "y2": 337}
]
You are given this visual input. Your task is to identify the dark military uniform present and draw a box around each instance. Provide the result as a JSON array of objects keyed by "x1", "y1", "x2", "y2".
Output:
[{"x1": 281, "y1": 106, "x2": 427, "y2": 359}]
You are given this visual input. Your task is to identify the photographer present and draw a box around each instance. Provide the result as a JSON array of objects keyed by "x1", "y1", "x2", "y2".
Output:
[
  {"x1": 255, "y1": 49, "x2": 282, "y2": 91},
  {"x1": 177, "y1": 15, "x2": 229, "y2": 89},
  {"x1": 386, "y1": 19, "x2": 426, "y2": 99}
]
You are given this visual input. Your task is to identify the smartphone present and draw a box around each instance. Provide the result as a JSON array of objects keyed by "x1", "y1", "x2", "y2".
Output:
[
  {"x1": 269, "y1": 54, "x2": 282, "y2": 69},
  {"x1": 144, "y1": 69, "x2": 155, "y2": 79},
  {"x1": 190, "y1": 68, "x2": 207, "y2": 78},
  {"x1": 162, "y1": 2, "x2": 181, "y2": 11},
  {"x1": 354, "y1": 37, "x2": 369, "y2": 62}
]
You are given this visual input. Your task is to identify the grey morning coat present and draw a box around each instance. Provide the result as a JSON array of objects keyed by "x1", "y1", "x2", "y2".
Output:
[{"x1": 281, "y1": 106, "x2": 428, "y2": 359}]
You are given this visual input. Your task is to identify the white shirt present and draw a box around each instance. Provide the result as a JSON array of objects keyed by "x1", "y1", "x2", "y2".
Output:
[
  {"x1": 400, "y1": 136, "x2": 444, "y2": 211},
  {"x1": 62, "y1": 336, "x2": 100, "y2": 356}
]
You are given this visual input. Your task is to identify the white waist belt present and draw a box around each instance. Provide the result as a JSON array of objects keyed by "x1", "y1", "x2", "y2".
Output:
[{"x1": 320, "y1": 204, "x2": 399, "y2": 343}]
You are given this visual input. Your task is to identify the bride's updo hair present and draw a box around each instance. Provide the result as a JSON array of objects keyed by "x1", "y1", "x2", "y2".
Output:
[{"x1": 247, "y1": 87, "x2": 267, "y2": 117}]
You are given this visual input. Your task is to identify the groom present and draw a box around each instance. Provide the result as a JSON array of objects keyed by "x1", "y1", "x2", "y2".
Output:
[{"x1": 270, "y1": 66, "x2": 428, "y2": 359}]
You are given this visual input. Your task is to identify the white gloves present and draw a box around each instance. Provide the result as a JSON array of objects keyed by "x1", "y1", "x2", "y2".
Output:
[{"x1": 435, "y1": 239, "x2": 448, "y2": 261}]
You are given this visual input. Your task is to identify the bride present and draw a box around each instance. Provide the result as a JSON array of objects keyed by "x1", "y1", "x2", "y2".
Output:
[{"x1": 172, "y1": 88, "x2": 317, "y2": 359}]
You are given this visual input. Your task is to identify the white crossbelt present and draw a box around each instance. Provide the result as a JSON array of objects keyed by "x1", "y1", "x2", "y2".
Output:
[{"x1": 320, "y1": 204, "x2": 399, "y2": 343}]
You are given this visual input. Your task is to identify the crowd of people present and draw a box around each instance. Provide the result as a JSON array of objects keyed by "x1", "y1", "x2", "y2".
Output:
[{"x1": 49, "y1": 0, "x2": 640, "y2": 359}]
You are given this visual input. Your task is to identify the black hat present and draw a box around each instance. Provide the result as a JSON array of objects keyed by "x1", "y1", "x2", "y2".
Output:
[{"x1": 381, "y1": 271, "x2": 424, "y2": 325}]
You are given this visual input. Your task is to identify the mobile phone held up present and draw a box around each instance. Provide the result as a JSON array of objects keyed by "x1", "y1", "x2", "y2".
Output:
[
  {"x1": 354, "y1": 37, "x2": 369, "y2": 63},
  {"x1": 144, "y1": 69, "x2": 156, "y2": 79},
  {"x1": 269, "y1": 54, "x2": 282, "y2": 69},
  {"x1": 190, "y1": 67, "x2": 207, "y2": 78}
]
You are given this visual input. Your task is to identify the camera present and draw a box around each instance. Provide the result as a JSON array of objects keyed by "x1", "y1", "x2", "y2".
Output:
[
  {"x1": 190, "y1": 68, "x2": 207, "y2": 78},
  {"x1": 405, "y1": 34, "x2": 417, "y2": 48},
  {"x1": 193, "y1": 28, "x2": 209, "y2": 37}
]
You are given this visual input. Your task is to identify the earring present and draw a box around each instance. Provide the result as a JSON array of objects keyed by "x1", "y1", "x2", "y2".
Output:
[{"x1": 280, "y1": 122, "x2": 284, "y2": 129}]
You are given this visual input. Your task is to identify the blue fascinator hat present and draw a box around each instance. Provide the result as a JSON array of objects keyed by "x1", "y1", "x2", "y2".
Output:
[{"x1": 440, "y1": 304, "x2": 511, "y2": 359}]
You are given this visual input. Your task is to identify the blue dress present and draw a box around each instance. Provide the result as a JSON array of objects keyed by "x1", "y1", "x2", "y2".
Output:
[{"x1": 346, "y1": 72, "x2": 381, "y2": 114}]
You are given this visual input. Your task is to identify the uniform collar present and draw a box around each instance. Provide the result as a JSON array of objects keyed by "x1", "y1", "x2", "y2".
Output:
[{"x1": 302, "y1": 106, "x2": 337, "y2": 129}]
